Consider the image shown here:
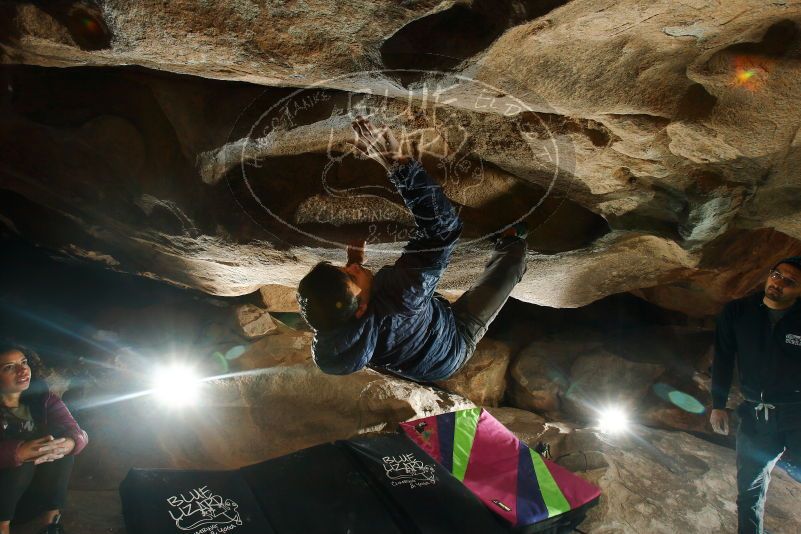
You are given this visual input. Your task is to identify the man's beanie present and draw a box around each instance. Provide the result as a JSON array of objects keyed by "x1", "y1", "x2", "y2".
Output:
[{"x1": 772, "y1": 256, "x2": 801, "y2": 271}]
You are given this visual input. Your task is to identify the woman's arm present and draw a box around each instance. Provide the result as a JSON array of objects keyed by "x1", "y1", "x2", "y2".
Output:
[
  {"x1": 45, "y1": 392, "x2": 88, "y2": 456},
  {"x1": 0, "y1": 438, "x2": 25, "y2": 468}
]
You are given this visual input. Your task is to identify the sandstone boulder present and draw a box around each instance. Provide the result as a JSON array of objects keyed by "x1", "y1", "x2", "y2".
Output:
[
  {"x1": 235, "y1": 303, "x2": 277, "y2": 339},
  {"x1": 3, "y1": 1, "x2": 801, "y2": 314},
  {"x1": 434, "y1": 337, "x2": 511, "y2": 407},
  {"x1": 259, "y1": 284, "x2": 301, "y2": 312},
  {"x1": 575, "y1": 426, "x2": 801, "y2": 533},
  {"x1": 71, "y1": 328, "x2": 473, "y2": 489},
  {"x1": 508, "y1": 325, "x2": 722, "y2": 436},
  {"x1": 509, "y1": 337, "x2": 665, "y2": 422}
]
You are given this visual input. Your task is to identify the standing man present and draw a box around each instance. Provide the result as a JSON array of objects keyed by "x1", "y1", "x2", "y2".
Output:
[
  {"x1": 710, "y1": 256, "x2": 801, "y2": 534},
  {"x1": 296, "y1": 116, "x2": 528, "y2": 382}
]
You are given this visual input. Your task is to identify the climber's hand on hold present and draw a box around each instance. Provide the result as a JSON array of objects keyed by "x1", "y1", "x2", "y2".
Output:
[{"x1": 348, "y1": 116, "x2": 410, "y2": 171}]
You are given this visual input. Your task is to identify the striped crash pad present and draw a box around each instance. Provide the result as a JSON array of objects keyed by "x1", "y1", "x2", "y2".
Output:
[{"x1": 400, "y1": 407, "x2": 601, "y2": 530}]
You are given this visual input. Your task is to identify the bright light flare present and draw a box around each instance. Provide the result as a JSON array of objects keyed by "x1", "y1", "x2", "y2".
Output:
[
  {"x1": 731, "y1": 55, "x2": 771, "y2": 91},
  {"x1": 736, "y1": 69, "x2": 757, "y2": 83},
  {"x1": 151, "y1": 363, "x2": 201, "y2": 407},
  {"x1": 598, "y1": 406, "x2": 630, "y2": 435}
]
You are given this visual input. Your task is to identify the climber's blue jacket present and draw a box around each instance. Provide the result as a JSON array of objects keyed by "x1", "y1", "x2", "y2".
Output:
[{"x1": 311, "y1": 159, "x2": 467, "y2": 381}]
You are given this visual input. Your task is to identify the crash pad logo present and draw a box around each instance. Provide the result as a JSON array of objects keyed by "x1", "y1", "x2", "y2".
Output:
[
  {"x1": 786, "y1": 334, "x2": 801, "y2": 346},
  {"x1": 229, "y1": 68, "x2": 574, "y2": 255},
  {"x1": 382, "y1": 453, "x2": 437, "y2": 489},
  {"x1": 166, "y1": 485, "x2": 242, "y2": 533}
]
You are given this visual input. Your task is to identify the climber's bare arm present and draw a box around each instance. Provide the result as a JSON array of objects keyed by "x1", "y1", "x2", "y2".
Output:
[{"x1": 347, "y1": 239, "x2": 366, "y2": 265}]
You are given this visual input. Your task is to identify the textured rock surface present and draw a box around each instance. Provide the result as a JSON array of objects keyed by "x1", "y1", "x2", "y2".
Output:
[
  {"x1": 509, "y1": 337, "x2": 665, "y2": 420},
  {"x1": 577, "y1": 425, "x2": 801, "y2": 534},
  {"x1": 2, "y1": 1, "x2": 801, "y2": 314},
  {"x1": 259, "y1": 283, "x2": 302, "y2": 312},
  {"x1": 508, "y1": 325, "x2": 721, "y2": 435},
  {"x1": 72, "y1": 343, "x2": 475, "y2": 489},
  {"x1": 235, "y1": 303, "x2": 277, "y2": 338},
  {"x1": 434, "y1": 336, "x2": 511, "y2": 406}
]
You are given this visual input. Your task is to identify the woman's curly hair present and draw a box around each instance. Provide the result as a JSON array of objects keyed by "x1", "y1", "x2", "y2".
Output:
[{"x1": 0, "y1": 342, "x2": 47, "y2": 381}]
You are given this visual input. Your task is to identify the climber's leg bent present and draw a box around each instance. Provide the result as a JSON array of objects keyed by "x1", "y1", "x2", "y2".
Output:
[{"x1": 449, "y1": 235, "x2": 527, "y2": 371}]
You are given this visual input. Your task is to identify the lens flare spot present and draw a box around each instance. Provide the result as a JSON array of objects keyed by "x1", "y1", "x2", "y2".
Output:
[
  {"x1": 225, "y1": 345, "x2": 247, "y2": 360},
  {"x1": 82, "y1": 17, "x2": 99, "y2": 32},
  {"x1": 737, "y1": 69, "x2": 756, "y2": 83},
  {"x1": 668, "y1": 390, "x2": 706, "y2": 414},
  {"x1": 213, "y1": 351, "x2": 229, "y2": 373},
  {"x1": 653, "y1": 382, "x2": 706, "y2": 414},
  {"x1": 731, "y1": 55, "x2": 772, "y2": 91}
]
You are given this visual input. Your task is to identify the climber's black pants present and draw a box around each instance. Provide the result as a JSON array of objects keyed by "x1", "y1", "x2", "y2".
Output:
[
  {"x1": 450, "y1": 235, "x2": 527, "y2": 372},
  {"x1": 735, "y1": 402, "x2": 801, "y2": 534},
  {"x1": 0, "y1": 455, "x2": 74, "y2": 522}
]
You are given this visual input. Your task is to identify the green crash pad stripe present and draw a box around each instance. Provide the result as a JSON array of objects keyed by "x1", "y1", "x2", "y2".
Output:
[
  {"x1": 452, "y1": 408, "x2": 481, "y2": 482},
  {"x1": 529, "y1": 447, "x2": 570, "y2": 517}
]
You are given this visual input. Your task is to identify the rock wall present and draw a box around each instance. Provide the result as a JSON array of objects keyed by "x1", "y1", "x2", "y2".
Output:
[{"x1": 2, "y1": 1, "x2": 801, "y2": 316}]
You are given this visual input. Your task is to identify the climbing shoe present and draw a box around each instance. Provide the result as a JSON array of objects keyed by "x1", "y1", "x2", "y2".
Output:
[
  {"x1": 491, "y1": 222, "x2": 528, "y2": 245},
  {"x1": 38, "y1": 514, "x2": 65, "y2": 534}
]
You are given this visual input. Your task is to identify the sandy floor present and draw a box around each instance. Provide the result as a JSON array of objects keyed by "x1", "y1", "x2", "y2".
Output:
[{"x1": 60, "y1": 491, "x2": 126, "y2": 534}]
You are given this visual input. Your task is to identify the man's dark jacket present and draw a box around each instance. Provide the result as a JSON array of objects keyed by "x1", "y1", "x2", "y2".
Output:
[
  {"x1": 712, "y1": 291, "x2": 801, "y2": 408},
  {"x1": 311, "y1": 159, "x2": 467, "y2": 381}
]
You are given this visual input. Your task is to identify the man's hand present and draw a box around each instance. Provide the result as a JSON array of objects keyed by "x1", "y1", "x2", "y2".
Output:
[
  {"x1": 710, "y1": 408, "x2": 730, "y2": 435},
  {"x1": 347, "y1": 239, "x2": 366, "y2": 266},
  {"x1": 18, "y1": 435, "x2": 68, "y2": 463},
  {"x1": 349, "y1": 116, "x2": 410, "y2": 171}
]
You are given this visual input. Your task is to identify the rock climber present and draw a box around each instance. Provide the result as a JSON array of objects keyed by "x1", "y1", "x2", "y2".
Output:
[{"x1": 296, "y1": 116, "x2": 528, "y2": 382}]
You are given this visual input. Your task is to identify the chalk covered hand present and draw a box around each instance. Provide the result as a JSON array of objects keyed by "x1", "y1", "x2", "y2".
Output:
[
  {"x1": 349, "y1": 116, "x2": 410, "y2": 172},
  {"x1": 17, "y1": 435, "x2": 72, "y2": 464}
]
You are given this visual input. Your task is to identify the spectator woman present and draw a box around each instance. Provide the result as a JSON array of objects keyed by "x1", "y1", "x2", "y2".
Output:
[{"x1": 0, "y1": 345, "x2": 88, "y2": 534}]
